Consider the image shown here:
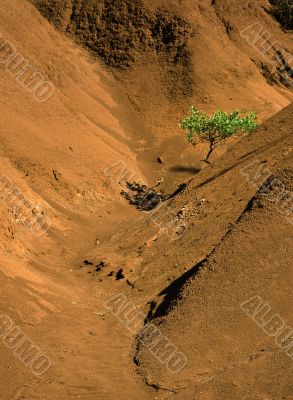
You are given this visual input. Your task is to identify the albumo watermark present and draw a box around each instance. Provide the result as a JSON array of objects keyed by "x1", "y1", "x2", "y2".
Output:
[
  {"x1": 240, "y1": 22, "x2": 292, "y2": 87},
  {"x1": 241, "y1": 158, "x2": 293, "y2": 226},
  {"x1": 0, "y1": 175, "x2": 51, "y2": 237},
  {"x1": 0, "y1": 313, "x2": 52, "y2": 376},
  {"x1": 105, "y1": 293, "x2": 187, "y2": 374},
  {"x1": 104, "y1": 160, "x2": 187, "y2": 241},
  {"x1": 0, "y1": 32, "x2": 54, "y2": 103},
  {"x1": 241, "y1": 295, "x2": 293, "y2": 360}
]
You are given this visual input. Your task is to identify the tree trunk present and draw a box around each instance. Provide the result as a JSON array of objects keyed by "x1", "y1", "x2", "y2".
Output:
[{"x1": 204, "y1": 141, "x2": 214, "y2": 163}]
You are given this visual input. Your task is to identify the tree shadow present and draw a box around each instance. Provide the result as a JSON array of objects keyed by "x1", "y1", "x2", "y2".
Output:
[{"x1": 169, "y1": 166, "x2": 201, "y2": 174}]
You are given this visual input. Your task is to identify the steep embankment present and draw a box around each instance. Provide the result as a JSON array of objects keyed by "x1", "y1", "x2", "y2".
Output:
[{"x1": 134, "y1": 103, "x2": 293, "y2": 398}]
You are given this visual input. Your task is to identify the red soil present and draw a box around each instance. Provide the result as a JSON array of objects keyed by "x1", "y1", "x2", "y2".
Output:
[{"x1": 0, "y1": 0, "x2": 292, "y2": 399}]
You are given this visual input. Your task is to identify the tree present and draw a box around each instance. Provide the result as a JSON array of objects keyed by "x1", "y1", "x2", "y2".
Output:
[{"x1": 180, "y1": 107, "x2": 258, "y2": 162}]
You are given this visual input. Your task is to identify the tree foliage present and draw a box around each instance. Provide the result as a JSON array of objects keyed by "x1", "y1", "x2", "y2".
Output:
[{"x1": 180, "y1": 108, "x2": 258, "y2": 162}]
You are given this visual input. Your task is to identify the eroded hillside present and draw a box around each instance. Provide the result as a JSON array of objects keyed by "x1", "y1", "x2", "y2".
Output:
[
  {"x1": 0, "y1": 1, "x2": 292, "y2": 399},
  {"x1": 29, "y1": 0, "x2": 293, "y2": 191}
]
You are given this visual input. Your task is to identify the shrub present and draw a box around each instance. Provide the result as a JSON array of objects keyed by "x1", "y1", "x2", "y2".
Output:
[{"x1": 180, "y1": 108, "x2": 258, "y2": 162}]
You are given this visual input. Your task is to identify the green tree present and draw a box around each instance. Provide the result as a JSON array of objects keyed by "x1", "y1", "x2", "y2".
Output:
[{"x1": 180, "y1": 107, "x2": 258, "y2": 162}]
